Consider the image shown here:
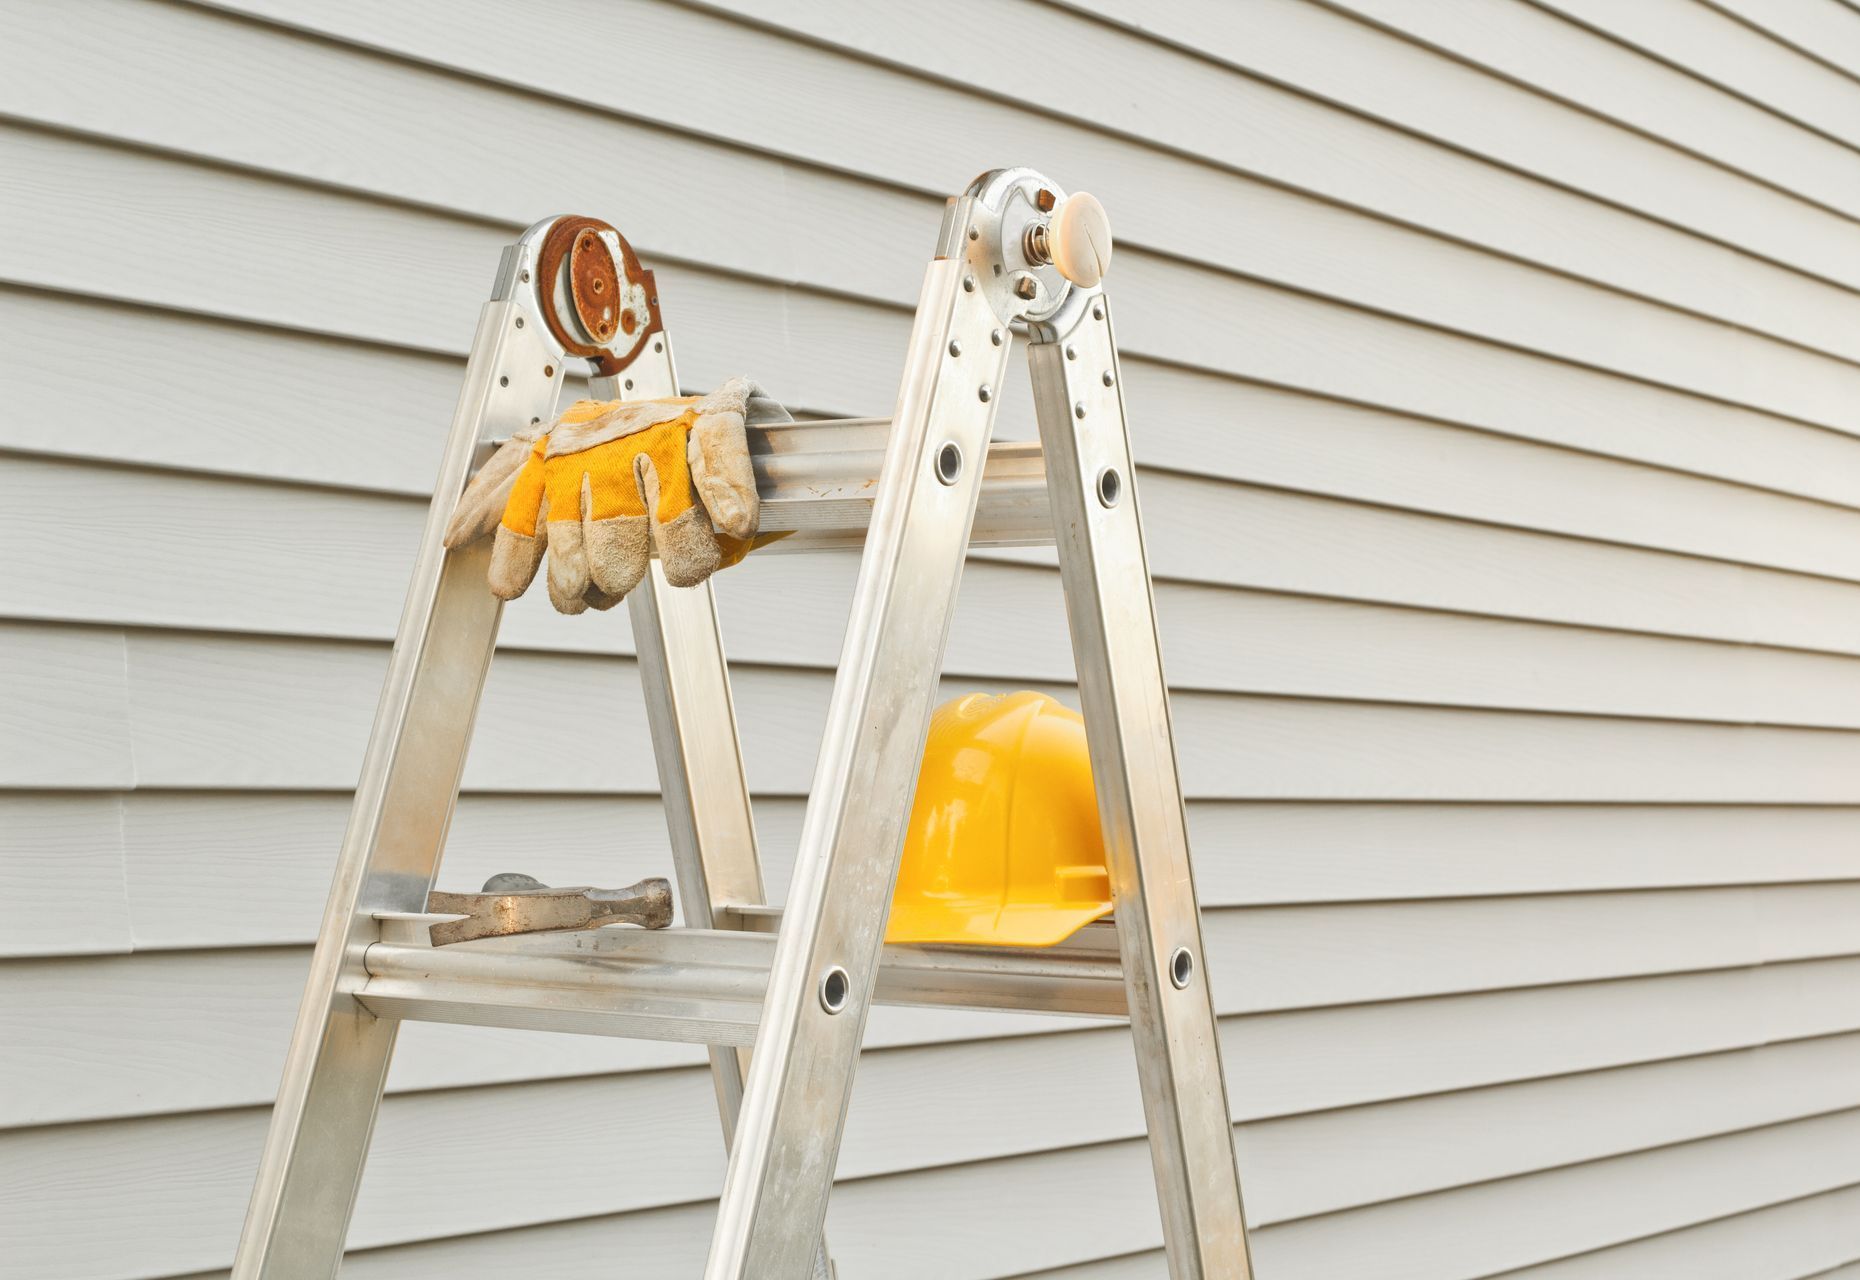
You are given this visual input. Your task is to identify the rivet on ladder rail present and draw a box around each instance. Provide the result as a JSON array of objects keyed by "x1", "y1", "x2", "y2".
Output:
[
  {"x1": 819, "y1": 965, "x2": 851, "y2": 1013},
  {"x1": 1169, "y1": 947, "x2": 1195, "y2": 990},
  {"x1": 935, "y1": 442, "x2": 964, "y2": 485}
]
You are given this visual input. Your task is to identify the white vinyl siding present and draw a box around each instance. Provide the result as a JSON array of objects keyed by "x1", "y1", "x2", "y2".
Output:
[{"x1": 4, "y1": 0, "x2": 1860, "y2": 1275}]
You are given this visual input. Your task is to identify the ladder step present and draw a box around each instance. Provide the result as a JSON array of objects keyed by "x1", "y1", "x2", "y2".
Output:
[
  {"x1": 356, "y1": 915, "x2": 1125, "y2": 1044},
  {"x1": 750, "y1": 419, "x2": 1052, "y2": 551}
]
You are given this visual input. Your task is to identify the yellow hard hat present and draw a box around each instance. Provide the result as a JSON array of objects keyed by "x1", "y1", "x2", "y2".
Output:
[{"x1": 885, "y1": 691, "x2": 1114, "y2": 948}]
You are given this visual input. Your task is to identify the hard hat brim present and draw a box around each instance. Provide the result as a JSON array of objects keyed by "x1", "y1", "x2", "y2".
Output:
[{"x1": 884, "y1": 897, "x2": 1114, "y2": 948}]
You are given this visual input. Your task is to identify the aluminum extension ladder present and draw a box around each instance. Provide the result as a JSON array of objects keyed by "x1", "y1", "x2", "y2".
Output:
[{"x1": 232, "y1": 167, "x2": 1252, "y2": 1279}]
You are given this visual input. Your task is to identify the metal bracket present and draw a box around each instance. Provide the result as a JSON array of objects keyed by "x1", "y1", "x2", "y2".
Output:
[
  {"x1": 490, "y1": 213, "x2": 662, "y2": 379},
  {"x1": 939, "y1": 167, "x2": 1103, "y2": 328}
]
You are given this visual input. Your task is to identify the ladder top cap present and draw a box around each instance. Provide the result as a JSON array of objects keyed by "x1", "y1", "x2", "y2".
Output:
[{"x1": 1050, "y1": 192, "x2": 1112, "y2": 289}]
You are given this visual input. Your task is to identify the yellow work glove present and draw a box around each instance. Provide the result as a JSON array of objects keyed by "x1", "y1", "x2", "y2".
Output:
[{"x1": 444, "y1": 376, "x2": 777, "y2": 614}]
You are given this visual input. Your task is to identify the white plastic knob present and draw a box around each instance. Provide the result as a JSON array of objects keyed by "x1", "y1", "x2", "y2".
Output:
[{"x1": 1048, "y1": 191, "x2": 1113, "y2": 288}]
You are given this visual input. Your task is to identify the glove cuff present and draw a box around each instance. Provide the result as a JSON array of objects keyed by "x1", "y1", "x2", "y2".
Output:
[
  {"x1": 443, "y1": 425, "x2": 547, "y2": 549},
  {"x1": 546, "y1": 396, "x2": 696, "y2": 458}
]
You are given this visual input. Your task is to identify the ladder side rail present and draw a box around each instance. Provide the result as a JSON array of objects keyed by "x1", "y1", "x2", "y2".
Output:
[
  {"x1": 594, "y1": 338, "x2": 766, "y2": 934},
  {"x1": 233, "y1": 291, "x2": 566, "y2": 1276},
  {"x1": 629, "y1": 570, "x2": 768, "y2": 929},
  {"x1": 630, "y1": 566, "x2": 767, "y2": 1131},
  {"x1": 600, "y1": 337, "x2": 764, "y2": 1131},
  {"x1": 608, "y1": 343, "x2": 837, "y2": 1279},
  {"x1": 706, "y1": 218, "x2": 1014, "y2": 1279},
  {"x1": 1028, "y1": 294, "x2": 1254, "y2": 1278}
]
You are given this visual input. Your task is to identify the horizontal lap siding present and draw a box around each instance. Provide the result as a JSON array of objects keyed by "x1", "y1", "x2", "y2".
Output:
[
  {"x1": 1535, "y1": 0, "x2": 1860, "y2": 154},
  {"x1": 2, "y1": 0, "x2": 1857, "y2": 1276}
]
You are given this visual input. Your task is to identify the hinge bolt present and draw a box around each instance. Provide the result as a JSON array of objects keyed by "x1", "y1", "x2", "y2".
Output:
[{"x1": 1023, "y1": 223, "x2": 1052, "y2": 266}]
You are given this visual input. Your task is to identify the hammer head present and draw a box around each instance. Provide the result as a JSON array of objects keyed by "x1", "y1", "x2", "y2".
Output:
[{"x1": 426, "y1": 875, "x2": 674, "y2": 946}]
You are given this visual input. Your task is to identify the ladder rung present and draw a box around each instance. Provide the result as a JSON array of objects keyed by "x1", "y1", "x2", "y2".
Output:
[
  {"x1": 750, "y1": 418, "x2": 1052, "y2": 551},
  {"x1": 356, "y1": 916, "x2": 1125, "y2": 1044}
]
